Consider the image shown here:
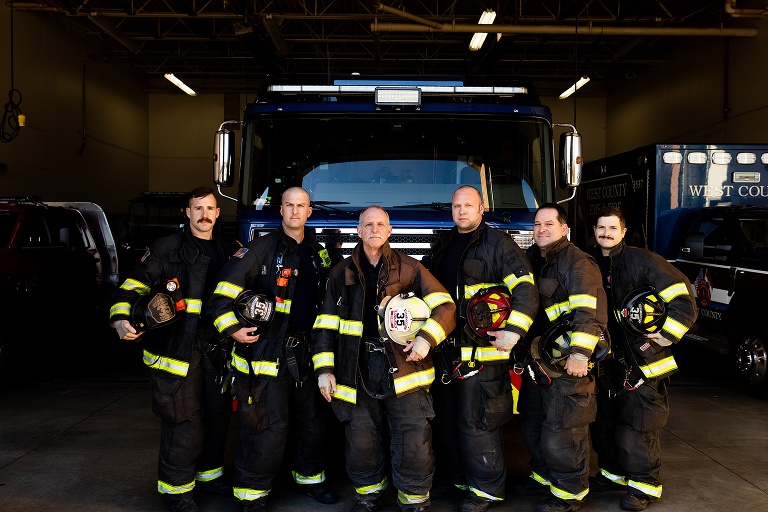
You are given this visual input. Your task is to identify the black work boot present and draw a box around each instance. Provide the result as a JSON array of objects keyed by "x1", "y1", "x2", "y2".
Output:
[
  {"x1": 164, "y1": 497, "x2": 200, "y2": 512},
  {"x1": 457, "y1": 493, "x2": 495, "y2": 512},
  {"x1": 589, "y1": 474, "x2": 624, "y2": 492},
  {"x1": 510, "y1": 477, "x2": 550, "y2": 496},
  {"x1": 620, "y1": 492, "x2": 651, "y2": 511},
  {"x1": 300, "y1": 482, "x2": 340, "y2": 504},
  {"x1": 535, "y1": 496, "x2": 581, "y2": 512},
  {"x1": 401, "y1": 503, "x2": 430, "y2": 512},
  {"x1": 351, "y1": 493, "x2": 383, "y2": 512},
  {"x1": 242, "y1": 497, "x2": 267, "y2": 512},
  {"x1": 196, "y1": 477, "x2": 234, "y2": 497}
]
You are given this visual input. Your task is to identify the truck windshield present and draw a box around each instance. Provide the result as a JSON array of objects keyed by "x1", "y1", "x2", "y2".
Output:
[{"x1": 241, "y1": 115, "x2": 552, "y2": 210}]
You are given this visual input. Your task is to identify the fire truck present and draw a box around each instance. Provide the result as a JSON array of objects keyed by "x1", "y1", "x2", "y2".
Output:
[
  {"x1": 574, "y1": 144, "x2": 768, "y2": 396},
  {"x1": 213, "y1": 74, "x2": 582, "y2": 261}
]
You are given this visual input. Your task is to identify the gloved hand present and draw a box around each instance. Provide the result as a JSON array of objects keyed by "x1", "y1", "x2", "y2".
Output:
[
  {"x1": 404, "y1": 336, "x2": 431, "y2": 362},
  {"x1": 565, "y1": 352, "x2": 589, "y2": 377},
  {"x1": 112, "y1": 319, "x2": 141, "y2": 341},
  {"x1": 487, "y1": 330, "x2": 520, "y2": 352},
  {"x1": 318, "y1": 373, "x2": 337, "y2": 402},
  {"x1": 646, "y1": 332, "x2": 673, "y2": 346}
]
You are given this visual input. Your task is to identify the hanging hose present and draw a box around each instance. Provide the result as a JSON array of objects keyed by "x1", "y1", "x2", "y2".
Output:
[{"x1": 1, "y1": 1, "x2": 24, "y2": 144}]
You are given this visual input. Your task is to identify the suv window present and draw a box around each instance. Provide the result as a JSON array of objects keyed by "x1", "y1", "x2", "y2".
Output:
[
  {"x1": 20, "y1": 214, "x2": 51, "y2": 247},
  {"x1": 699, "y1": 216, "x2": 732, "y2": 262},
  {"x1": 0, "y1": 211, "x2": 18, "y2": 248}
]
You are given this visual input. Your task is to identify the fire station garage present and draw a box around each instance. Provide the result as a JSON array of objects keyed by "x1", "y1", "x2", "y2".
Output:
[{"x1": 1, "y1": 2, "x2": 768, "y2": 512}]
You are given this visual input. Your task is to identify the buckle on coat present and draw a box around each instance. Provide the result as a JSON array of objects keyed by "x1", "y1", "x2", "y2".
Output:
[{"x1": 366, "y1": 341, "x2": 386, "y2": 353}]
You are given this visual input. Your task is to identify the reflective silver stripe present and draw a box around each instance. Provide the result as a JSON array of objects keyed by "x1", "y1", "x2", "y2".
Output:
[
  {"x1": 423, "y1": 291, "x2": 453, "y2": 309},
  {"x1": 504, "y1": 272, "x2": 535, "y2": 290},
  {"x1": 419, "y1": 318, "x2": 446, "y2": 344},
  {"x1": 569, "y1": 294, "x2": 597, "y2": 310},
  {"x1": 530, "y1": 472, "x2": 551, "y2": 486},
  {"x1": 231, "y1": 352, "x2": 250, "y2": 374},
  {"x1": 143, "y1": 349, "x2": 189, "y2": 377},
  {"x1": 464, "y1": 282, "x2": 504, "y2": 299},
  {"x1": 276, "y1": 299, "x2": 291, "y2": 314},
  {"x1": 550, "y1": 483, "x2": 588, "y2": 501},
  {"x1": 313, "y1": 314, "x2": 340, "y2": 330},
  {"x1": 110, "y1": 302, "x2": 131, "y2": 319},
  {"x1": 627, "y1": 479, "x2": 662, "y2": 498},
  {"x1": 507, "y1": 311, "x2": 533, "y2": 331},
  {"x1": 292, "y1": 470, "x2": 325, "y2": 485},
  {"x1": 658, "y1": 282, "x2": 689, "y2": 302},
  {"x1": 340, "y1": 319, "x2": 364, "y2": 336},
  {"x1": 467, "y1": 486, "x2": 503, "y2": 501},
  {"x1": 196, "y1": 467, "x2": 223, "y2": 482},
  {"x1": 599, "y1": 469, "x2": 627, "y2": 486},
  {"x1": 662, "y1": 316, "x2": 688, "y2": 338},
  {"x1": 393, "y1": 367, "x2": 435, "y2": 394},
  {"x1": 398, "y1": 489, "x2": 428, "y2": 505},
  {"x1": 312, "y1": 352, "x2": 335, "y2": 370},
  {"x1": 251, "y1": 360, "x2": 279, "y2": 377},
  {"x1": 461, "y1": 346, "x2": 510, "y2": 362},
  {"x1": 233, "y1": 487, "x2": 270, "y2": 500},
  {"x1": 185, "y1": 299, "x2": 201, "y2": 314},
  {"x1": 570, "y1": 331, "x2": 599, "y2": 351},
  {"x1": 639, "y1": 355, "x2": 678, "y2": 378},
  {"x1": 545, "y1": 300, "x2": 570, "y2": 321},
  {"x1": 213, "y1": 281, "x2": 242, "y2": 299},
  {"x1": 355, "y1": 477, "x2": 388, "y2": 495},
  {"x1": 158, "y1": 479, "x2": 195, "y2": 495},
  {"x1": 121, "y1": 278, "x2": 150, "y2": 294},
  {"x1": 214, "y1": 311, "x2": 239, "y2": 333},
  {"x1": 334, "y1": 384, "x2": 357, "y2": 404}
]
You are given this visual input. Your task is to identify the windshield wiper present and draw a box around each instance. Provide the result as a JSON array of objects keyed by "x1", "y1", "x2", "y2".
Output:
[
  {"x1": 391, "y1": 202, "x2": 451, "y2": 211},
  {"x1": 310, "y1": 201, "x2": 356, "y2": 216}
]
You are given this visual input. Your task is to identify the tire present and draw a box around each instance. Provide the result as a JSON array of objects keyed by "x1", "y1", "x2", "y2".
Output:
[{"x1": 733, "y1": 321, "x2": 768, "y2": 399}]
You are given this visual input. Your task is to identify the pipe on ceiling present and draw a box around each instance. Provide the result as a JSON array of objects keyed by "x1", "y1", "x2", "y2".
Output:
[{"x1": 725, "y1": 0, "x2": 768, "y2": 18}]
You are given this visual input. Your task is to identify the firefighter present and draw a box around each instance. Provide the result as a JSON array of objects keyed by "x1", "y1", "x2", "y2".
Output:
[
  {"x1": 205, "y1": 187, "x2": 339, "y2": 512},
  {"x1": 517, "y1": 203, "x2": 608, "y2": 512},
  {"x1": 110, "y1": 187, "x2": 233, "y2": 512},
  {"x1": 588, "y1": 206, "x2": 697, "y2": 511},
  {"x1": 421, "y1": 185, "x2": 539, "y2": 512},
  {"x1": 313, "y1": 205, "x2": 456, "y2": 512}
]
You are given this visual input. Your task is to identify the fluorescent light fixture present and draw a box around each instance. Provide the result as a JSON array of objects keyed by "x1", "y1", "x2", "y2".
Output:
[
  {"x1": 468, "y1": 10, "x2": 496, "y2": 51},
  {"x1": 164, "y1": 73, "x2": 197, "y2": 96},
  {"x1": 559, "y1": 77, "x2": 591, "y2": 99}
]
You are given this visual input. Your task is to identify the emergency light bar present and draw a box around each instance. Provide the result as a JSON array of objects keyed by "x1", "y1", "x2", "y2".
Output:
[
  {"x1": 375, "y1": 87, "x2": 421, "y2": 106},
  {"x1": 733, "y1": 172, "x2": 761, "y2": 183},
  {"x1": 268, "y1": 84, "x2": 527, "y2": 95}
]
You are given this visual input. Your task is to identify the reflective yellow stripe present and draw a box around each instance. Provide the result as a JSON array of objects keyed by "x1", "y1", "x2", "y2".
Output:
[
  {"x1": 231, "y1": 352, "x2": 250, "y2": 374},
  {"x1": 213, "y1": 281, "x2": 242, "y2": 299},
  {"x1": 530, "y1": 472, "x2": 551, "y2": 486},
  {"x1": 419, "y1": 318, "x2": 446, "y2": 344},
  {"x1": 110, "y1": 302, "x2": 131, "y2": 319},
  {"x1": 550, "y1": 483, "x2": 588, "y2": 501},
  {"x1": 230, "y1": 352, "x2": 279, "y2": 377},
  {"x1": 334, "y1": 384, "x2": 357, "y2": 404},
  {"x1": 464, "y1": 282, "x2": 504, "y2": 299},
  {"x1": 628, "y1": 479, "x2": 662, "y2": 498},
  {"x1": 599, "y1": 469, "x2": 627, "y2": 486},
  {"x1": 185, "y1": 298, "x2": 201, "y2": 314},
  {"x1": 507, "y1": 311, "x2": 533, "y2": 331},
  {"x1": 468, "y1": 486, "x2": 503, "y2": 501},
  {"x1": 196, "y1": 467, "x2": 223, "y2": 482},
  {"x1": 314, "y1": 314, "x2": 340, "y2": 331},
  {"x1": 423, "y1": 291, "x2": 453, "y2": 309},
  {"x1": 121, "y1": 278, "x2": 150, "y2": 294},
  {"x1": 398, "y1": 490, "x2": 428, "y2": 505},
  {"x1": 293, "y1": 470, "x2": 325, "y2": 485},
  {"x1": 393, "y1": 367, "x2": 435, "y2": 394},
  {"x1": 276, "y1": 299, "x2": 291, "y2": 314},
  {"x1": 639, "y1": 355, "x2": 678, "y2": 378},
  {"x1": 143, "y1": 350, "x2": 189, "y2": 377},
  {"x1": 658, "y1": 282, "x2": 689, "y2": 302},
  {"x1": 214, "y1": 311, "x2": 239, "y2": 333},
  {"x1": 356, "y1": 477, "x2": 388, "y2": 495},
  {"x1": 312, "y1": 352, "x2": 335, "y2": 371},
  {"x1": 340, "y1": 319, "x2": 364, "y2": 337},
  {"x1": 570, "y1": 331, "x2": 599, "y2": 351},
  {"x1": 662, "y1": 316, "x2": 688, "y2": 338},
  {"x1": 504, "y1": 272, "x2": 535, "y2": 290},
  {"x1": 158, "y1": 479, "x2": 195, "y2": 495},
  {"x1": 234, "y1": 487, "x2": 269, "y2": 501},
  {"x1": 461, "y1": 346, "x2": 510, "y2": 362},
  {"x1": 569, "y1": 294, "x2": 597, "y2": 310},
  {"x1": 545, "y1": 300, "x2": 570, "y2": 321}
]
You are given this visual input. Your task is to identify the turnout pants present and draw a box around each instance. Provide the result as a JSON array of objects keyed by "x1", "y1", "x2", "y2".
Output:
[
  {"x1": 519, "y1": 372, "x2": 596, "y2": 505},
  {"x1": 431, "y1": 363, "x2": 513, "y2": 500},
  {"x1": 591, "y1": 359, "x2": 669, "y2": 500},
  {"x1": 151, "y1": 345, "x2": 232, "y2": 501}
]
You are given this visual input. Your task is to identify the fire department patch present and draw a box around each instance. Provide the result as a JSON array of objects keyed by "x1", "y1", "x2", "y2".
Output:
[
  {"x1": 388, "y1": 307, "x2": 413, "y2": 332},
  {"x1": 639, "y1": 342, "x2": 651, "y2": 352},
  {"x1": 233, "y1": 247, "x2": 249, "y2": 258},
  {"x1": 141, "y1": 249, "x2": 151, "y2": 262}
]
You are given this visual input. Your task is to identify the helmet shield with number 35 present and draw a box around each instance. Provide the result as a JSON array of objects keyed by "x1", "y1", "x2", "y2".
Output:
[
  {"x1": 620, "y1": 287, "x2": 667, "y2": 337},
  {"x1": 377, "y1": 292, "x2": 431, "y2": 346},
  {"x1": 234, "y1": 288, "x2": 276, "y2": 334}
]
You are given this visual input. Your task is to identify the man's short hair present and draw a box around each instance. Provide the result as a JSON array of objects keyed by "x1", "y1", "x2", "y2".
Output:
[
  {"x1": 595, "y1": 206, "x2": 626, "y2": 229},
  {"x1": 358, "y1": 205, "x2": 390, "y2": 225},
  {"x1": 188, "y1": 187, "x2": 216, "y2": 206},
  {"x1": 536, "y1": 202, "x2": 568, "y2": 225}
]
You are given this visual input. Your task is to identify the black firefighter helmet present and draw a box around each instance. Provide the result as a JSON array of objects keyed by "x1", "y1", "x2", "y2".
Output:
[
  {"x1": 234, "y1": 288, "x2": 276, "y2": 334},
  {"x1": 620, "y1": 287, "x2": 668, "y2": 337},
  {"x1": 130, "y1": 278, "x2": 184, "y2": 331},
  {"x1": 530, "y1": 314, "x2": 611, "y2": 378}
]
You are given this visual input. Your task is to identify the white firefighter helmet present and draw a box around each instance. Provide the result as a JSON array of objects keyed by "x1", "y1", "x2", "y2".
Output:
[{"x1": 377, "y1": 291, "x2": 431, "y2": 346}]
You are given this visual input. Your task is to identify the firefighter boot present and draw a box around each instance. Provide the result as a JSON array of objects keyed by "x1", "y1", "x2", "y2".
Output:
[
  {"x1": 196, "y1": 476, "x2": 234, "y2": 497},
  {"x1": 164, "y1": 497, "x2": 200, "y2": 512},
  {"x1": 457, "y1": 494, "x2": 495, "y2": 512},
  {"x1": 510, "y1": 477, "x2": 550, "y2": 496},
  {"x1": 535, "y1": 496, "x2": 581, "y2": 512},
  {"x1": 620, "y1": 492, "x2": 650, "y2": 511},
  {"x1": 589, "y1": 474, "x2": 624, "y2": 493},
  {"x1": 242, "y1": 497, "x2": 267, "y2": 512},
  {"x1": 350, "y1": 492, "x2": 383, "y2": 512},
  {"x1": 301, "y1": 482, "x2": 340, "y2": 504}
]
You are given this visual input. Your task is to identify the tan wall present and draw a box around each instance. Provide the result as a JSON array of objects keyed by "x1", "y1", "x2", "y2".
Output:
[
  {"x1": 0, "y1": 10, "x2": 148, "y2": 214},
  {"x1": 544, "y1": 95, "x2": 607, "y2": 164}
]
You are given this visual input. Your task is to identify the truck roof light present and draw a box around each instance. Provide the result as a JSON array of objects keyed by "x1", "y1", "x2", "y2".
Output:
[
  {"x1": 732, "y1": 172, "x2": 761, "y2": 183},
  {"x1": 711, "y1": 152, "x2": 732, "y2": 165},
  {"x1": 375, "y1": 87, "x2": 421, "y2": 106},
  {"x1": 662, "y1": 152, "x2": 683, "y2": 164},
  {"x1": 268, "y1": 84, "x2": 527, "y2": 97},
  {"x1": 737, "y1": 152, "x2": 757, "y2": 164},
  {"x1": 687, "y1": 152, "x2": 707, "y2": 164},
  {"x1": 762, "y1": 154, "x2": 768, "y2": 165}
]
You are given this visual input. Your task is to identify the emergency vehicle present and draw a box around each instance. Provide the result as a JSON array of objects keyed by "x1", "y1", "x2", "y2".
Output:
[{"x1": 573, "y1": 144, "x2": 768, "y2": 396}]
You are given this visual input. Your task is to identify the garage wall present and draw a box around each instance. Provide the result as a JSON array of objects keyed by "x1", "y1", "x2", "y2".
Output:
[
  {"x1": 605, "y1": 15, "x2": 768, "y2": 156},
  {"x1": 0, "y1": 10, "x2": 148, "y2": 214},
  {"x1": 545, "y1": 96, "x2": 607, "y2": 164}
]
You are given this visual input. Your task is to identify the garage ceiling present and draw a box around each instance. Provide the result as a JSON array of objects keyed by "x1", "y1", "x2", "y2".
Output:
[{"x1": 10, "y1": 1, "x2": 766, "y2": 97}]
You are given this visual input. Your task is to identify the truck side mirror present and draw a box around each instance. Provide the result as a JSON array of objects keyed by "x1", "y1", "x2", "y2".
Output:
[
  {"x1": 213, "y1": 129, "x2": 235, "y2": 187},
  {"x1": 559, "y1": 131, "x2": 583, "y2": 189},
  {"x1": 681, "y1": 232, "x2": 704, "y2": 259}
]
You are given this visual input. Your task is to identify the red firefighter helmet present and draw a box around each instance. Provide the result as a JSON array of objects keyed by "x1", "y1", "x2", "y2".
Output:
[{"x1": 465, "y1": 286, "x2": 513, "y2": 340}]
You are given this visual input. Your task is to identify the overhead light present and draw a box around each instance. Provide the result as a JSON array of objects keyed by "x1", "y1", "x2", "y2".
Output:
[
  {"x1": 164, "y1": 74, "x2": 197, "y2": 96},
  {"x1": 559, "y1": 77, "x2": 591, "y2": 99},
  {"x1": 468, "y1": 10, "x2": 496, "y2": 51}
]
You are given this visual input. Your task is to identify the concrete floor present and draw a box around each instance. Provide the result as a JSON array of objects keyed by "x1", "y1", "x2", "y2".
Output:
[{"x1": 1, "y1": 333, "x2": 768, "y2": 512}]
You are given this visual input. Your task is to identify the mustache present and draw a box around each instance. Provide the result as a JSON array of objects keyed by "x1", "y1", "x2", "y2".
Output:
[{"x1": 197, "y1": 218, "x2": 212, "y2": 224}]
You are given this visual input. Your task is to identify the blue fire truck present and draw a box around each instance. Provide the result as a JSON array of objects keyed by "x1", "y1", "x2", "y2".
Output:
[{"x1": 213, "y1": 74, "x2": 582, "y2": 261}]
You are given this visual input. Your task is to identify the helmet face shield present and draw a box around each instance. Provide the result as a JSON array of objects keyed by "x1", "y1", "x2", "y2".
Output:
[
  {"x1": 530, "y1": 314, "x2": 611, "y2": 378},
  {"x1": 234, "y1": 289, "x2": 276, "y2": 333},
  {"x1": 378, "y1": 292, "x2": 431, "y2": 346},
  {"x1": 131, "y1": 292, "x2": 179, "y2": 331},
  {"x1": 466, "y1": 286, "x2": 512, "y2": 340},
  {"x1": 620, "y1": 287, "x2": 667, "y2": 337}
]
